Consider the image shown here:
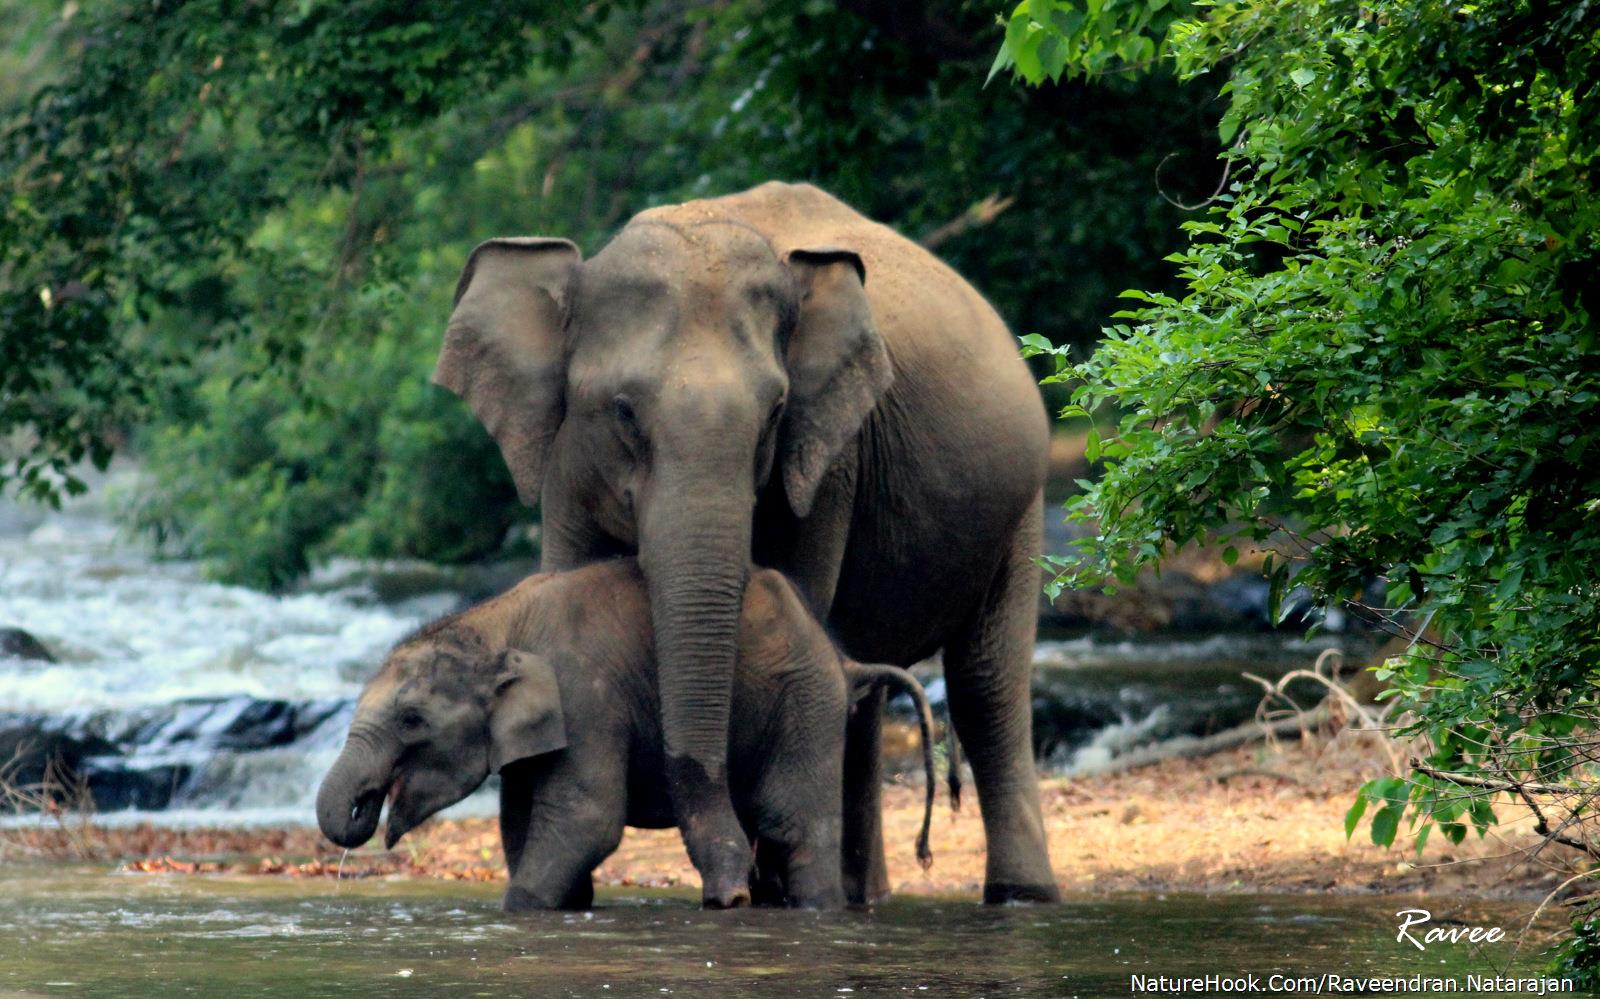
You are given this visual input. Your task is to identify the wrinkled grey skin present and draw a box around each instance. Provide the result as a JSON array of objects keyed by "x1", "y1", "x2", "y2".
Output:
[
  {"x1": 434, "y1": 181, "x2": 1055, "y2": 905},
  {"x1": 316, "y1": 560, "x2": 938, "y2": 911}
]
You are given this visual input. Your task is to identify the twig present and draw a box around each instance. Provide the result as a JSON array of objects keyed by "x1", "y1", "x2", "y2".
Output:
[
  {"x1": 1074, "y1": 705, "x2": 1331, "y2": 777},
  {"x1": 1410, "y1": 762, "x2": 1590, "y2": 799},
  {"x1": 1212, "y1": 767, "x2": 1304, "y2": 786},
  {"x1": 1155, "y1": 146, "x2": 1236, "y2": 211},
  {"x1": 920, "y1": 194, "x2": 1016, "y2": 250},
  {"x1": 1410, "y1": 760, "x2": 1600, "y2": 862},
  {"x1": 0, "y1": 744, "x2": 103, "y2": 860},
  {"x1": 1513, "y1": 869, "x2": 1600, "y2": 966},
  {"x1": 1244, "y1": 648, "x2": 1407, "y2": 773}
]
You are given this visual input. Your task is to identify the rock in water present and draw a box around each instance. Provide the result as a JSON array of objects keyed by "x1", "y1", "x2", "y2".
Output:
[
  {"x1": 0, "y1": 725, "x2": 116, "y2": 801},
  {"x1": 0, "y1": 626, "x2": 54, "y2": 662}
]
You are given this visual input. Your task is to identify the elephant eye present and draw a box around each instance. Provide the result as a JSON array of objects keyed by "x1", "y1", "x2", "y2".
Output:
[
  {"x1": 761, "y1": 399, "x2": 786, "y2": 443},
  {"x1": 398, "y1": 708, "x2": 428, "y2": 732},
  {"x1": 755, "y1": 399, "x2": 786, "y2": 485},
  {"x1": 612, "y1": 394, "x2": 646, "y2": 449}
]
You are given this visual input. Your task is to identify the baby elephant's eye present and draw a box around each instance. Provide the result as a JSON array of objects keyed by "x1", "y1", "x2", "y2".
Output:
[{"x1": 398, "y1": 708, "x2": 428, "y2": 731}]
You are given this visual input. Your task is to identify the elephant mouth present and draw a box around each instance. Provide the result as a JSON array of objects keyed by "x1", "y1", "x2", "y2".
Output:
[
  {"x1": 382, "y1": 776, "x2": 411, "y2": 850},
  {"x1": 349, "y1": 787, "x2": 385, "y2": 836}
]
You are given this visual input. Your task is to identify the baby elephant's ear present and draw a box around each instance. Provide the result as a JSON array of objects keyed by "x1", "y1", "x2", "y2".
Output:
[{"x1": 490, "y1": 649, "x2": 568, "y2": 772}]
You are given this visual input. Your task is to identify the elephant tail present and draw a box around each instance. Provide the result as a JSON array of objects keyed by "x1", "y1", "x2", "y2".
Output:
[
  {"x1": 844, "y1": 661, "x2": 935, "y2": 871},
  {"x1": 946, "y1": 723, "x2": 962, "y2": 814}
]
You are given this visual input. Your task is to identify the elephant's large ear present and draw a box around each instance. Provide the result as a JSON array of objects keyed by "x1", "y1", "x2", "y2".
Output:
[
  {"x1": 433, "y1": 237, "x2": 581, "y2": 507},
  {"x1": 781, "y1": 247, "x2": 893, "y2": 518},
  {"x1": 489, "y1": 649, "x2": 568, "y2": 772}
]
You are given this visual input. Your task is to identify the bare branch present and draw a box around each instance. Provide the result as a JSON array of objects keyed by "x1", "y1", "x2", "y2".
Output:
[{"x1": 920, "y1": 194, "x2": 1016, "y2": 250}]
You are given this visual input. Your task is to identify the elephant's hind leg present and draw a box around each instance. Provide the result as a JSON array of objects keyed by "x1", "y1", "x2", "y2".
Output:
[
  {"x1": 750, "y1": 837, "x2": 788, "y2": 907},
  {"x1": 841, "y1": 684, "x2": 890, "y2": 906},
  {"x1": 943, "y1": 492, "x2": 1059, "y2": 903}
]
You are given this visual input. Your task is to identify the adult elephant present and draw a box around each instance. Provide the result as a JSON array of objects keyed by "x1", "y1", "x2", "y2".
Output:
[{"x1": 434, "y1": 181, "x2": 1056, "y2": 905}]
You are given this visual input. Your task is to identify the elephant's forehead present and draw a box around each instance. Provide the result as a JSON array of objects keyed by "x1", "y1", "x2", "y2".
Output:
[
  {"x1": 366, "y1": 645, "x2": 479, "y2": 702},
  {"x1": 571, "y1": 224, "x2": 789, "y2": 374},
  {"x1": 592, "y1": 219, "x2": 781, "y2": 281}
]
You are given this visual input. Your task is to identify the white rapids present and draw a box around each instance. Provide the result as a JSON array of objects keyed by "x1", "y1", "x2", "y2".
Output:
[{"x1": 0, "y1": 463, "x2": 490, "y2": 826}]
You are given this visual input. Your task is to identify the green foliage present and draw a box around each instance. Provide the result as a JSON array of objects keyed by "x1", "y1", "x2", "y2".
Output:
[
  {"x1": 2, "y1": 0, "x2": 1220, "y2": 585},
  {"x1": 0, "y1": 2, "x2": 63, "y2": 107},
  {"x1": 130, "y1": 300, "x2": 521, "y2": 590},
  {"x1": 1007, "y1": 0, "x2": 1600, "y2": 856},
  {"x1": 1, "y1": 0, "x2": 600, "y2": 503},
  {"x1": 990, "y1": 0, "x2": 1193, "y2": 84},
  {"x1": 700, "y1": 2, "x2": 1220, "y2": 371},
  {"x1": 1549, "y1": 917, "x2": 1600, "y2": 991}
]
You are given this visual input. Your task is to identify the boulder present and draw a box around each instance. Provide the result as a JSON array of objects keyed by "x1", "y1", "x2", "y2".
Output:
[
  {"x1": 1040, "y1": 569, "x2": 1268, "y2": 635},
  {"x1": 0, "y1": 626, "x2": 54, "y2": 662},
  {"x1": 0, "y1": 696, "x2": 354, "y2": 814},
  {"x1": 0, "y1": 723, "x2": 116, "y2": 801}
]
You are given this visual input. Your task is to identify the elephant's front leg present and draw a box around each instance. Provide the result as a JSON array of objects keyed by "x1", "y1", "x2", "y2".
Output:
[
  {"x1": 751, "y1": 836, "x2": 845, "y2": 909},
  {"x1": 749, "y1": 838, "x2": 788, "y2": 907},
  {"x1": 499, "y1": 755, "x2": 627, "y2": 911},
  {"x1": 752, "y1": 757, "x2": 846, "y2": 909},
  {"x1": 502, "y1": 813, "x2": 621, "y2": 911},
  {"x1": 779, "y1": 834, "x2": 846, "y2": 909},
  {"x1": 749, "y1": 807, "x2": 845, "y2": 909},
  {"x1": 504, "y1": 860, "x2": 596, "y2": 912},
  {"x1": 498, "y1": 760, "x2": 538, "y2": 878}
]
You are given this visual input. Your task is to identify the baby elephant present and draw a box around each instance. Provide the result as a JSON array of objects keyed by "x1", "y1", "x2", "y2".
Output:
[{"x1": 316, "y1": 559, "x2": 935, "y2": 910}]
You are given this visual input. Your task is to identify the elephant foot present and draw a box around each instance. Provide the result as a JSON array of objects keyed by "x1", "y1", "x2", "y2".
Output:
[
  {"x1": 502, "y1": 875, "x2": 596, "y2": 911},
  {"x1": 671, "y1": 756, "x2": 755, "y2": 910},
  {"x1": 690, "y1": 835, "x2": 754, "y2": 909},
  {"x1": 982, "y1": 881, "x2": 1062, "y2": 905},
  {"x1": 502, "y1": 885, "x2": 549, "y2": 912},
  {"x1": 701, "y1": 879, "x2": 752, "y2": 910},
  {"x1": 842, "y1": 870, "x2": 891, "y2": 908}
]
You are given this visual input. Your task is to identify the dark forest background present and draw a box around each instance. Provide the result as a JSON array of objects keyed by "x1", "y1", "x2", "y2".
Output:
[{"x1": 0, "y1": 0, "x2": 1218, "y2": 587}]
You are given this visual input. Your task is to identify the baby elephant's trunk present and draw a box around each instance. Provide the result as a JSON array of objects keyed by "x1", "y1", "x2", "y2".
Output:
[{"x1": 844, "y1": 661, "x2": 937, "y2": 871}]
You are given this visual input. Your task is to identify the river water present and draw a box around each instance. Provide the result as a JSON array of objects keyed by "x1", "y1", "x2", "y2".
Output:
[
  {"x1": 0, "y1": 865, "x2": 1563, "y2": 997},
  {"x1": 1, "y1": 464, "x2": 1351, "y2": 828}
]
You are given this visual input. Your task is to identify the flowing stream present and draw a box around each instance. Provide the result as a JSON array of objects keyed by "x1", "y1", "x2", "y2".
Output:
[
  {"x1": 0, "y1": 865, "x2": 1561, "y2": 996},
  {"x1": 1, "y1": 464, "x2": 1352, "y2": 828}
]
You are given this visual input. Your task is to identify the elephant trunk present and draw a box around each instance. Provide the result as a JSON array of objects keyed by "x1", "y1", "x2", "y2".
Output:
[
  {"x1": 637, "y1": 461, "x2": 756, "y2": 904},
  {"x1": 316, "y1": 724, "x2": 398, "y2": 849},
  {"x1": 639, "y1": 484, "x2": 752, "y2": 770}
]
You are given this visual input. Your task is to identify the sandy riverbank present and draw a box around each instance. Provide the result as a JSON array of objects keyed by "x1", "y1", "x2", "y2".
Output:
[{"x1": 8, "y1": 728, "x2": 1585, "y2": 903}]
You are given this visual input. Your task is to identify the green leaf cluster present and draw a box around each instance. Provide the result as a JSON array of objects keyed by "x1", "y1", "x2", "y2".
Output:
[
  {"x1": 991, "y1": 0, "x2": 1193, "y2": 84},
  {"x1": 1550, "y1": 917, "x2": 1600, "y2": 992}
]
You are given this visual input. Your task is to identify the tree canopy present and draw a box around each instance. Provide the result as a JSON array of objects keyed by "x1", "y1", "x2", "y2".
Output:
[
  {"x1": 999, "y1": 0, "x2": 1600, "y2": 976},
  {"x1": 1, "y1": 0, "x2": 1217, "y2": 586}
]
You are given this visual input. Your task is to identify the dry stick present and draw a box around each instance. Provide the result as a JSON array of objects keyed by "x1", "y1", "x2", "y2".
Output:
[
  {"x1": 1411, "y1": 760, "x2": 1600, "y2": 864},
  {"x1": 919, "y1": 194, "x2": 1016, "y2": 250},
  {"x1": 1528, "y1": 787, "x2": 1600, "y2": 866},
  {"x1": 1513, "y1": 868, "x2": 1600, "y2": 968},
  {"x1": 1076, "y1": 705, "x2": 1332, "y2": 777},
  {"x1": 1244, "y1": 647, "x2": 1408, "y2": 772},
  {"x1": 1409, "y1": 762, "x2": 1589, "y2": 800}
]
